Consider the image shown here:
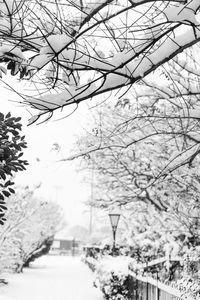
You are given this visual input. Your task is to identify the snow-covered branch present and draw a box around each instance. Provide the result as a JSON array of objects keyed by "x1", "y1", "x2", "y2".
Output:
[{"x1": 0, "y1": 1, "x2": 200, "y2": 122}]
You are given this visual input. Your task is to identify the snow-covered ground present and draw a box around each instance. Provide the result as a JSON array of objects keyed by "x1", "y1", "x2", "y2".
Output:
[{"x1": 0, "y1": 255, "x2": 103, "y2": 300}]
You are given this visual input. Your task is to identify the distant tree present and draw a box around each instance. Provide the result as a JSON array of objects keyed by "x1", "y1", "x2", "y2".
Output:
[
  {"x1": 0, "y1": 112, "x2": 28, "y2": 224},
  {"x1": 67, "y1": 225, "x2": 89, "y2": 241}
]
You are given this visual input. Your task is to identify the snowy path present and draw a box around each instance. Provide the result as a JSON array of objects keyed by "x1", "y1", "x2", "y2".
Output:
[{"x1": 0, "y1": 255, "x2": 103, "y2": 300}]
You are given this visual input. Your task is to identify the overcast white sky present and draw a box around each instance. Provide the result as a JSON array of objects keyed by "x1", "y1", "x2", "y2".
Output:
[{"x1": 1, "y1": 77, "x2": 94, "y2": 228}]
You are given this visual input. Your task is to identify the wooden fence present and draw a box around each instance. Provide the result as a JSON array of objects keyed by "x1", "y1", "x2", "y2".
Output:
[{"x1": 129, "y1": 272, "x2": 192, "y2": 300}]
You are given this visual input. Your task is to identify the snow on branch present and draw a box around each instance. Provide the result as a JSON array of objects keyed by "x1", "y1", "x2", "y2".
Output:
[{"x1": 0, "y1": 0, "x2": 200, "y2": 122}]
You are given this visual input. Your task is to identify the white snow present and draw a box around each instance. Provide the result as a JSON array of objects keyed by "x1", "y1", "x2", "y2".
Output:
[
  {"x1": 165, "y1": 4, "x2": 199, "y2": 25},
  {"x1": 28, "y1": 53, "x2": 53, "y2": 70},
  {"x1": 40, "y1": 34, "x2": 73, "y2": 55},
  {"x1": 0, "y1": 255, "x2": 103, "y2": 300},
  {"x1": 96, "y1": 256, "x2": 132, "y2": 276},
  {"x1": 0, "y1": 45, "x2": 24, "y2": 59}
]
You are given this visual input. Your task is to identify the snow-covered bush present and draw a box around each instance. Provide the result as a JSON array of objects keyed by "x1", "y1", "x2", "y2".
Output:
[
  {"x1": 94, "y1": 256, "x2": 135, "y2": 300},
  {"x1": 83, "y1": 256, "x2": 98, "y2": 272},
  {"x1": 172, "y1": 277, "x2": 200, "y2": 300},
  {"x1": 181, "y1": 247, "x2": 200, "y2": 279},
  {"x1": 82, "y1": 245, "x2": 102, "y2": 271}
]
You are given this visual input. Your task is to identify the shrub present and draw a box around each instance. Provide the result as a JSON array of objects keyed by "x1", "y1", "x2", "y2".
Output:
[
  {"x1": 94, "y1": 256, "x2": 134, "y2": 300},
  {"x1": 100, "y1": 272, "x2": 134, "y2": 300}
]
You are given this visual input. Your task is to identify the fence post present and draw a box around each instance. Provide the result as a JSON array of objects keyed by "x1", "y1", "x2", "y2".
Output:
[
  {"x1": 136, "y1": 279, "x2": 138, "y2": 300},
  {"x1": 156, "y1": 275, "x2": 159, "y2": 300},
  {"x1": 146, "y1": 282, "x2": 148, "y2": 300},
  {"x1": 157, "y1": 287, "x2": 160, "y2": 300}
]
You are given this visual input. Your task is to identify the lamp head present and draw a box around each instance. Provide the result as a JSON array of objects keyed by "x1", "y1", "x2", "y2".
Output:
[{"x1": 109, "y1": 211, "x2": 121, "y2": 229}]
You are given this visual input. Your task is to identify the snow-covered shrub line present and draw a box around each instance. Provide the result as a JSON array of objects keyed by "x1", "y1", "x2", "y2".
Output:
[{"x1": 94, "y1": 256, "x2": 198, "y2": 300}]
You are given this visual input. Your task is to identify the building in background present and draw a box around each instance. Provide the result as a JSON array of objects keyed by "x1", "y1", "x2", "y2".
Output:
[{"x1": 50, "y1": 236, "x2": 82, "y2": 256}]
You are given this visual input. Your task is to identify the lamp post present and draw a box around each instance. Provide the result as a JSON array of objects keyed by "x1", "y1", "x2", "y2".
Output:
[{"x1": 109, "y1": 211, "x2": 121, "y2": 256}]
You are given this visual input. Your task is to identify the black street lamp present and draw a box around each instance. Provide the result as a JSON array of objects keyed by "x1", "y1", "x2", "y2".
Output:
[{"x1": 109, "y1": 211, "x2": 121, "y2": 256}]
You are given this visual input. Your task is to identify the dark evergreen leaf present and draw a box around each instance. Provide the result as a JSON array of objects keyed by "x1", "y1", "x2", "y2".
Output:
[
  {"x1": 5, "y1": 112, "x2": 11, "y2": 118},
  {"x1": 2, "y1": 190, "x2": 10, "y2": 197},
  {"x1": 4, "y1": 180, "x2": 12, "y2": 187},
  {"x1": 18, "y1": 152, "x2": 24, "y2": 159},
  {"x1": 0, "y1": 113, "x2": 4, "y2": 121},
  {"x1": 20, "y1": 144, "x2": 27, "y2": 148},
  {"x1": 0, "y1": 204, "x2": 7, "y2": 210},
  {"x1": 8, "y1": 188, "x2": 15, "y2": 194},
  {"x1": 0, "y1": 171, "x2": 6, "y2": 180},
  {"x1": 15, "y1": 117, "x2": 21, "y2": 122}
]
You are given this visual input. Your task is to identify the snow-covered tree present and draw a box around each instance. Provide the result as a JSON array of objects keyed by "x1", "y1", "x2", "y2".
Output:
[
  {"x1": 64, "y1": 101, "x2": 195, "y2": 207},
  {"x1": 0, "y1": 186, "x2": 64, "y2": 273},
  {"x1": 1, "y1": 0, "x2": 200, "y2": 176},
  {"x1": 0, "y1": 112, "x2": 28, "y2": 224},
  {"x1": 63, "y1": 99, "x2": 200, "y2": 254},
  {"x1": 0, "y1": 0, "x2": 200, "y2": 124},
  {"x1": 13, "y1": 200, "x2": 63, "y2": 272},
  {"x1": 120, "y1": 201, "x2": 197, "y2": 261}
]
